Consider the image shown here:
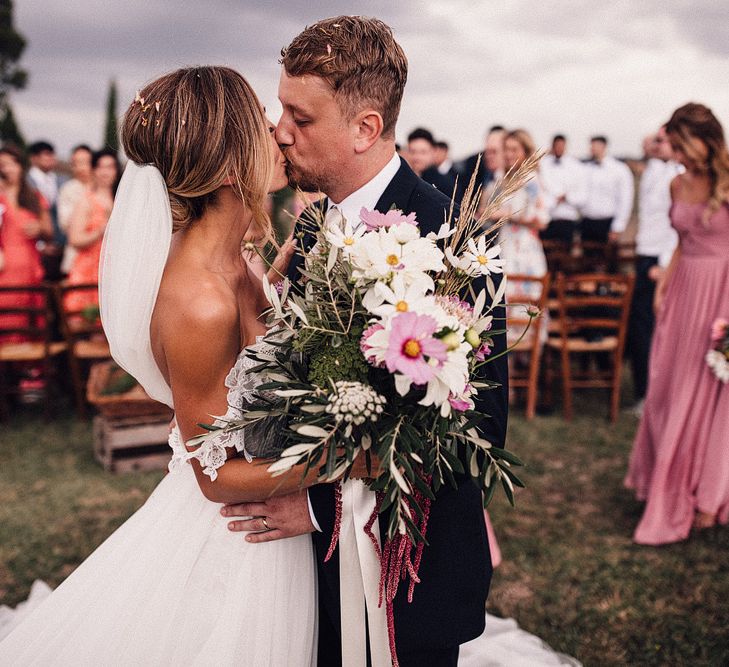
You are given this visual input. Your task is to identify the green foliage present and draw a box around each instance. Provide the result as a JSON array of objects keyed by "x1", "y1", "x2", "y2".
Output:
[
  {"x1": 0, "y1": 1, "x2": 28, "y2": 145},
  {"x1": 0, "y1": 1, "x2": 28, "y2": 106},
  {"x1": 0, "y1": 103, "x2": 24, "y2": 147},
  {"x1": 307, "y1": 336, "x2": 369, "y2": 386},
  {"x1": 103, "y1": 80, "x2": 119, "y2": 152}
]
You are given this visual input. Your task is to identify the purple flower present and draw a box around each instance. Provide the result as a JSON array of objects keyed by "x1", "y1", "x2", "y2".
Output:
[
  {"x1": 475, "y1": 342, "x2": 492, "y2": 362},
  {"x1": 361, "y1": 323, "x2": 385, "y2": 363},
  {"x1": 359, "y1": 207, "x2": 418, "y2": 231},
  {"x1": 384, "y1": 311, "x2": 447, "y2": 385}
]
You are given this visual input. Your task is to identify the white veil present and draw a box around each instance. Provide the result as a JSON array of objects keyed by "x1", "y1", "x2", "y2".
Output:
[{"x1": 99, "y1": 162, "x2": 174, "y2": 408}]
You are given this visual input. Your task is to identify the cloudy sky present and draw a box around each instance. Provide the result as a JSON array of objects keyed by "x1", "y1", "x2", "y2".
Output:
[{"x1": 11, "y1": 0, "x2": 729, "y2": 161}]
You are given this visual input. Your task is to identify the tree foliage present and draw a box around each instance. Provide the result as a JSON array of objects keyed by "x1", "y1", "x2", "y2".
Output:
[
  {"x1": 103, "y1": 79, "x2": 119, "y2": 152},
  {"x1": 0, "y1": 1, "x2": 28, "y2": 146}
]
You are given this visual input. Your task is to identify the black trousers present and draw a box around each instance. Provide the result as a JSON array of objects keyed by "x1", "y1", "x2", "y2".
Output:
[
  {"x1": 627, "y1": 255, "x2": 659, "y2": 400},
  {"x1": 540, "y1": 218, "x2": 577, "y2": 245},
  {"x1": 317, "y1": 609, "x2": 460, "y2": 667},
  {"x1": 581, "y1": 217, "x2": 613, "y2": 243}
]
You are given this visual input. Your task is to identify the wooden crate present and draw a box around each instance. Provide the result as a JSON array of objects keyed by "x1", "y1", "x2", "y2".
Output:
[{"x1": 93, "y1": 414, "x2": 172, "y2": 473}]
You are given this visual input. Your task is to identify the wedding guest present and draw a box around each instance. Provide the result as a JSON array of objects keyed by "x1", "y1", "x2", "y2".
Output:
[
  {"x1": 625, "y1": 103, "x2": 729, "y2": 544},
  {"x1": 406, "y1": 127, "x2": 452, "y2": 196},
  {"x1": 0, "y1": 145, "x2": 53, "y2": 342},
  {"x1": 28, "y1": 141, "x2": 64, "y2": 279},
  {"x1": 497, "y1": 129, "x2": 549, "y2": 308},
  {"x1": 434, "y1": 140, "x2": 458, "y2": 195},
  {"x1": 64, "y1": 149, "x2": 120, "y2": 315},
  {"x1": 459, "y1": 125, "x2": 506, "y2": 199},
  {"x1": 581, "y1": 136, "x2": 634, "y2": 243},
  {"x1": 540, "y1": 134, "x2": 586, "y2": 245},
  {"x1": 57, "y1": 144, "x2": 93, "y2": 275},
  {"x1": 627, "y1": 126, "x2": 681, "y2": 414},
  {"x1": 27, "y1": 141, "x2": 59, "y2": 212}
]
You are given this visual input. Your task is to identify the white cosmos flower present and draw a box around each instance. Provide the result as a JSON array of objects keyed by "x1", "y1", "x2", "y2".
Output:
[
  {"x1": 350, "y1": 227, "x2": 445, "y2": 288},
  {"x1": 325, "y1": 217, "x2": 366, "y2": 255},
  {"x1": 418, "y1": 346, "x2": 471, "y2": 411},
  {"x1": 363, "y1": 275, "x2": 435, "y2": 319},
  {"x1": 463, "y1": 238, "x2": 504, "y2": 276}
]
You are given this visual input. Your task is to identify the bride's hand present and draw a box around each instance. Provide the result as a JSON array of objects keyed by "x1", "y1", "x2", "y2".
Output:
[{"x1": 266, "y1": 233, "x2": 297, "y2": 283}]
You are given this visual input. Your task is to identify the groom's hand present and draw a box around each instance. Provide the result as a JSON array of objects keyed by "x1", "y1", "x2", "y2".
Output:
[{"x1": 221, "y1": 489, "x2": 315, "y2": 543}]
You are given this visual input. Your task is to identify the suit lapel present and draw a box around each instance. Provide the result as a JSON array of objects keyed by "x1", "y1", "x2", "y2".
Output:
[{"x1": 374, "y1": 157, "x2": 419, "y2": 215}]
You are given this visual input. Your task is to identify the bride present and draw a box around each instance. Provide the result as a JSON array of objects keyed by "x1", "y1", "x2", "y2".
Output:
[{"x1": 0, "y1": 66, "x2": 340, "y2": 665}]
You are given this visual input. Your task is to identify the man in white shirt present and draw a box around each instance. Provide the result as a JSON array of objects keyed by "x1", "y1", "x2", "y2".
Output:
[
  {"x1": 540, "y1": 134, "x2": 587, "y2": 245},
  {"x1": 581, "y1": 135, "x2": 635, "y2": 244},
  {"x1": 28, "y1": 140, "x2": 63, "y2": 279},
  {"x1": 628, "y1": 126, "x2": 681, "y2": 411}
]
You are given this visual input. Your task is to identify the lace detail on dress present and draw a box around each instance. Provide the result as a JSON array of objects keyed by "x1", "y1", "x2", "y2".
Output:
[{"x1": 167, "y1": 336, "x2": 281, "y2": 480}]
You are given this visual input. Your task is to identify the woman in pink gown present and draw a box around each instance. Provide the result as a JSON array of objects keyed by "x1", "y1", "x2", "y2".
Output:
[{"x1": 625, "y1": 103, "x2": 729, "y2": 545}]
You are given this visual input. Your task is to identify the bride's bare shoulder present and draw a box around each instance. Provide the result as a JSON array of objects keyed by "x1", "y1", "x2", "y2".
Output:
[{"x1": 154, "y1": 269, "x2": 239, "y2": 343}]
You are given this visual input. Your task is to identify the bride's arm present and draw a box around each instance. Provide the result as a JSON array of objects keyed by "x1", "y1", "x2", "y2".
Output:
[{"x1": 160, "y1": 296, "x2": 320, "y2": 504}]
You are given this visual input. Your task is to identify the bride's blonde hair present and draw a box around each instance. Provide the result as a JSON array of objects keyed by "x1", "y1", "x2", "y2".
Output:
[{"x1": 121, "y1": 66, "x2": 273, "y2": 238}]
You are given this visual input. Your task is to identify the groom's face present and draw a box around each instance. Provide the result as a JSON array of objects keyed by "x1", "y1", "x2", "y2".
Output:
[{"x1": 276, "y1": 70, "x2": 353, "y2": 194}]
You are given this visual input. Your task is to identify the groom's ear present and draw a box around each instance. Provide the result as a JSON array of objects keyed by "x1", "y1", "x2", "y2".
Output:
[{"x1": 353, "y1": 110, "x2": 384, "y2": 154}]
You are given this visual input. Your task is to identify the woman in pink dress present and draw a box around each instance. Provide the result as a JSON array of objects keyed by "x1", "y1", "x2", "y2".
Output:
[
  {"x1": 0, "y1": 145, "x2": 53, "y2": 342},
  {"x1": 64, "y1": 148, "x2": 120, "y2": 315},
  {"x1": 625, "y1": 103, "x2": 729, "y2": 544}
]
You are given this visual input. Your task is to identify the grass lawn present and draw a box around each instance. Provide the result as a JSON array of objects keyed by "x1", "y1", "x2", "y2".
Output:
[{"x1": 1, "y1": 393, "x2": 728, "y2": 665}]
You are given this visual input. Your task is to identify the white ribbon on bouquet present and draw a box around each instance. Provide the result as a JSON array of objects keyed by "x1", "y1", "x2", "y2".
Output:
[{"x1": 339, "y1": 479, "x2": 392, "y2": 667}]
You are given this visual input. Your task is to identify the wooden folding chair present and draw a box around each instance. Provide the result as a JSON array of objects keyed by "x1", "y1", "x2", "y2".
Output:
[
  {"x1": 544, "y1": 272, "x2": 635, "y2": 422},
  {"x1": 0, "y1": 284, "x2": 67, "y2": 420},
  {"x1": 507, "y1": 273, "x2": 551, "y2": 420},
  {"x1": 54, "y1": 282, "x2": 111, "y2": 418}
]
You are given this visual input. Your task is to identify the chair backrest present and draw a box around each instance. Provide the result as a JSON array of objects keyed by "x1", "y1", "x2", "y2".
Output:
[
  {"x1": 541, "y1": 239, "x2": 573, "y2": 273},
  {"x1": 0, "y1": 284, "x2": 54, "y2": 344},
  {"x1": 54, "y1": 282, "x2": 103, "y2": 341},
  {"x1": 554, "y1": 272, "x2": 635, "y2": 341},
  {"x1": 506, "y1": 273, "x2": 551, "y2": 345}
]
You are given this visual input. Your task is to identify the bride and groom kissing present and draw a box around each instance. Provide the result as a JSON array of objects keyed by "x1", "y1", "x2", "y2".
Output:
[{"x1": 1, "y1": 15, "x2": 507, "y2": 667}]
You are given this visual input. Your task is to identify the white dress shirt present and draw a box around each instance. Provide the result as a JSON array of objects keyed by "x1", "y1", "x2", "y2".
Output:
[
  {"x1": 307, "y1": 151, "x2": 400, "y2": 531},
  {"x1": 540, "y1": 154, "x2": 587, "y2": 221},
  {"x1": 326, "y1": 151, "x2": 401, "y2": 225},
  {"x1": 581, "y1": 155, "x2": 635, "y2": 233},
  {"x1": 636, "y1": 158, "x2": 681, "y2": 267},
  {"x1": 437, "y1": 159, "x2": 454, "y2": 176},
  {"x1": 28, "y1": 166, "x2": 59, "y2": 206}
]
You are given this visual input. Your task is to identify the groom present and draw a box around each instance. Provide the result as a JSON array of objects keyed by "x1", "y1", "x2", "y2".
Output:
[{"x1": 224, "y1": 16, "x2": 508, "y2": 667}]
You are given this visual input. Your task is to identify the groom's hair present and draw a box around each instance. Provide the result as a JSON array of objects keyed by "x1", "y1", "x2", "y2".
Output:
[{"x1": 280, "y1": 16, "x2": 408, "y2": 139}]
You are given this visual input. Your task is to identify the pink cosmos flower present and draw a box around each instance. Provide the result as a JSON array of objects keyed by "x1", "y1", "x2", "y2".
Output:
[
  {"x1": 475, "y1": 342, "x2": 492, "y2": 362},
  {"x1": 448, "y1": 384, "x2": 476, "y2": 412},
  {"x1": 711, "y1": 318, "x2": 728, "y2": 344},
  {"x1": 384, "y1": 311, "x2": 447, "y2": 385},
  {"x1": 359, "y1": 207, "x2": 418, "y2": 231},
  {"x1": 361, "y1": 323, "x2": 385, "y2": 363}
]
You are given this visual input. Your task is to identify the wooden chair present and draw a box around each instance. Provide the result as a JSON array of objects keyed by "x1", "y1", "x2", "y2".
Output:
[
  {"x1": 54, "y1": 282, "x2": 111, "y2": 418},
  {"x1": 541, "y1": 239, "x2": 573, "y2": 274},
  {"x1": 507, "y1": 273, "x2": 551, "y2": 419},
  {"x1": 544, "y1": 272, "x2": 635, "y2": 422},
  {"x1": 0, "y1": 284, "x2": 67, "y2": 420}
]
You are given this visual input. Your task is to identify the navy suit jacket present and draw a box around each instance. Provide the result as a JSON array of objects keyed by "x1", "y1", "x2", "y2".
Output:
[{"x1": 287, "y1": 158, "x2": 508, "y2": 657}]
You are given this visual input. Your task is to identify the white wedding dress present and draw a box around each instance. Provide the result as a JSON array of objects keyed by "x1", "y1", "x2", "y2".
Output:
[{"x1": 0, "y1": 343, "x2": 318, "y2": 666}]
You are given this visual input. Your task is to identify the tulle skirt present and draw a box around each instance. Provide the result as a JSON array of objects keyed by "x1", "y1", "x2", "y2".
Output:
[{"x1": 0, "y1": 465, "x2": 317, "y2": 666}]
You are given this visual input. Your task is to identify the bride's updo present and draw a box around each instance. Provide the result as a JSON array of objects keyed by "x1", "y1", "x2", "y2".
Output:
[{"x1": 121, "y1": 66, "x2": 273, "y2": 235}]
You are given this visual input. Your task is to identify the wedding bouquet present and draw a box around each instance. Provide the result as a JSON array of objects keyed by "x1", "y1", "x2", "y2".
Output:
[
  {"x1": 194, "y1": 157, "x2": 539, "y2": 620},
  {"x1": 706, "y1": 318, "x2": 729, "y2": 383}
]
